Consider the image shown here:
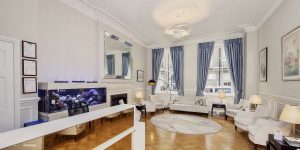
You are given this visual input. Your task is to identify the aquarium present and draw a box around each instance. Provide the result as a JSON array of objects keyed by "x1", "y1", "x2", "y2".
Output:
[{"x1": 38, "y1": 88, "x2": 106, "y2": 113}]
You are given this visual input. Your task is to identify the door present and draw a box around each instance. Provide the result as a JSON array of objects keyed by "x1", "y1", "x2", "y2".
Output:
[{"x1": 0, "y1": 40, "x2": 14, "y2": 132}]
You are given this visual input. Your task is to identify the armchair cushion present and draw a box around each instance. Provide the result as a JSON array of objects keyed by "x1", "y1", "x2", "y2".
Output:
[{"x1": 248, "y1": 118, "x2": 291, "y2": 146}]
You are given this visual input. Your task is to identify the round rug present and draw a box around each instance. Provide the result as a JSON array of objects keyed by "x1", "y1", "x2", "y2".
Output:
[{"x1": 151, "y1": 114, "x2": 222, "y2": 135}]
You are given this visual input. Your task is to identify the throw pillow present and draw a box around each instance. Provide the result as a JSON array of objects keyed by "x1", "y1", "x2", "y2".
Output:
[{"x1": 196, "y1": 97, "x2": 206, "y2": 106}]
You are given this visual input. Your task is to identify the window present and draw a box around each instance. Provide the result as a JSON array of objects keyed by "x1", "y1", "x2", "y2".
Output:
[
  {"x1": 155, "y1": 48, "x2": 178, "y2": 94},
  {"x1": 205, "y1": 41, "x2": 234, "y2": 96}
]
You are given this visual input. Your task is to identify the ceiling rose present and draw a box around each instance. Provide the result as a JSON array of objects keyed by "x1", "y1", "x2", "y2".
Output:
[{"x1": 153, "y1": 0, "x2": 210, "y2": 39}]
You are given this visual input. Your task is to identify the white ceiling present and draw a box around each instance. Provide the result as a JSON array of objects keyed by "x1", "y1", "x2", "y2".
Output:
[{"x1": 80, "y1": 0, "x2": 283, "y2": 46}]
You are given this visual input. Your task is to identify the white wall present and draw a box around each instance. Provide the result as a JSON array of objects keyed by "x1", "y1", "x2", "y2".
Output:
[
  {"x1": 0, "y1": 0, "x2": 147, "y2": 127},
  {"x1": 257, "y1": 0, "x2": 300, "y2": 100},
  {"x1": 244, "y1": 31, "x2": 258, "y2": 99}
]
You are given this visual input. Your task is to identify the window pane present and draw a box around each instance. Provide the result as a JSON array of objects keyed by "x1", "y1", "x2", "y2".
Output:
[
  {"x1": 205, "y1": 41, "x2": 234, "y2": 96},
  {"x1": 155, "y1": 48, "x2": 178, "y2": 94}
]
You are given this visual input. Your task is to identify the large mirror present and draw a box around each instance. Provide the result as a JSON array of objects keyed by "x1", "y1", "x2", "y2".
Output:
[{"x1": 104, "y1": 31, "x2": 133, "y2": 80}]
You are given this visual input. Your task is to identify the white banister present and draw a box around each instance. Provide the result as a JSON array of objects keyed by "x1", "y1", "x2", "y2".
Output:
[{"x1": 0, "y1": 104, "x2": 135, "y2": 149}]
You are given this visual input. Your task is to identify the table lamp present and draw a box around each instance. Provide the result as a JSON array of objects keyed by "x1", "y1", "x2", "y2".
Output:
[
  {"x1": 249, "y1": 95, "x2": 262, "y2": 110},
  {"x1": 279, "y1": 105, "x2": 300, "y2": 136},
  {"x1": 135, "y1": 91, "x2": 144, "y2": 104},
  {"x1": 218, "y1": 91, "x2": 226, "y2": 104}
]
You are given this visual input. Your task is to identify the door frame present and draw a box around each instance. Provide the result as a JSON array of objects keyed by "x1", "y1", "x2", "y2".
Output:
[{"x1": 0, "y1": 36, "x2": 21, "y2": 129}]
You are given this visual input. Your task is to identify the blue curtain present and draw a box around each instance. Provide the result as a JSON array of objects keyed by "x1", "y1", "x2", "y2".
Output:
[
  {"x1": 106, "y1": 55, "x2": 115, "y2": 75},
  {"x1": 196, "y1": 42, "x2": 215, "y2": 96},
  {"x1": 152, "y1": 48, "x2": 164, "y2": 94},
  {"x1": 224, "y1": 38, "x2": 244, "y2": 104},
  {"x1": 170, "y1": 46, "x2": 184, "y2": 96},
  {"x1": 122, "y1": 53, "x2": 130, "y2": 76}
]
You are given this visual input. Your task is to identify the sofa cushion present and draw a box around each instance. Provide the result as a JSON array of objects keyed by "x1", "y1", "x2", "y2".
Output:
[
  {"x1": 226, "y1": 109, "x2": 241, "y2": 115},
  {"x1": 234, "y1": 117, "x2": 253, "y2": 126},
  {"x1": 175, "y1": 96, "x2": 196, "y2": 105}
]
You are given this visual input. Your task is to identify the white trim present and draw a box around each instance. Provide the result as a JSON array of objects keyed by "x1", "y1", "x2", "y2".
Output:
[
  {"x1": 0, "y1": 35, "x2": 21, "y2": 129},
  {"x1": 60, "y1": 0, "x2": 147, "y2": 47},
  {"x1": 243, "y1": 26, "x2": 257, "y2": 32},
  {"x1": 0, "y1": 104, "x2": 134, "y2": 149},
  {"x1": 147, "y1": 32, "x2": 244, "y2": 49},
  {"x1": 20, "y1": 97, "x2": 40, "y2": 103},
  {"x1": 256, "y1": 0, "x2": 285, "y2": 29},
  {"x1": 258, "y1": 92, "x2": 300, "y2": 105},
  {"x1": 20, "y1": 106, "x2": 34, "y2": 122}
]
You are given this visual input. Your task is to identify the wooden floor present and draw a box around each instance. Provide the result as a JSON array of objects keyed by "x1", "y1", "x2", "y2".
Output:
[{"x1": 44, "y1": 111, "x2": 265, "y2": 150}]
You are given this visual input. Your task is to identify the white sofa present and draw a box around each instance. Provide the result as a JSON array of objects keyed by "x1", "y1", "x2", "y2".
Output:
[
  {"x1": 170, "y1": 96, "x2": 209, "y2": 115},
  {"x1": 226, "y1": 99, "x2": 250, "y2": 118},
  {"x1": 248, "y1": 118, "x2": 291, "y2": 148},
  {"x1": 234, "y1": 105, "x2": 270, "y2": 131}
]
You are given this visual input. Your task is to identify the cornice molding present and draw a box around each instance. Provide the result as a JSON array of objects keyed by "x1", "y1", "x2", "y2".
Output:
[
  {"x1": 61, "y1": 0, "x2": 147, "y2": 47},
  {"x1": 255, "y1": 0, "x2": 285, "y2": 29},
  {"x1": 147, "y1": 31, "x2": 244, "y2": 49},
  {"x1": 61, "y1": 0, "x2": 284, "y2": 47}
]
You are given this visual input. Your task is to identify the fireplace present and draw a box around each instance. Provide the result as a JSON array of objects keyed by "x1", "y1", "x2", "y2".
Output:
[{"x1": 111, "y1": 93, "x2": 127, "y2": 106}]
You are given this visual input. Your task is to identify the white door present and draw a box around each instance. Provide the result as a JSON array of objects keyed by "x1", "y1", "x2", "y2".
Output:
[{"x1": 0, "y1": 40, "x2": 14, "y2": 132}]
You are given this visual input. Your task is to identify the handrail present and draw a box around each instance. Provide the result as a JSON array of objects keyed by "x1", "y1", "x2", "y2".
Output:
[
  {"x1": 0, "y1": 104, "x2": 134, "y2": 149},
  {"x1": 93, "y1": 127, "x2": 135, "y2": 150}
]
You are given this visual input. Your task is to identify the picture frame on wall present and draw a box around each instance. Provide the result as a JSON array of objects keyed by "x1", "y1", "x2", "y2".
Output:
[
  {"x1": 22, "y1": 41, "x2": 37, "y2": 59},
  {"x1": 282, "y1": 26, "x2": 300, "y2": 81},
  {"x1": 137, "y1": 70, "x2": 144, "y2": 82},
  {"x1": 259, "y1": 47, "x2": 268, "y2": 82},
  {"x1": 22, "y1": 59, "x2": 37, "y2": 76},
  {"x1": 22, "y1": 77, "x2": 37, "y2": 94}
]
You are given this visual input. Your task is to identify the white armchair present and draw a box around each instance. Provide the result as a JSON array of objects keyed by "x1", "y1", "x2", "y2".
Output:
[
  {"x1": 248, "y1": 118, "x2": 291, "y2": 148},
  {"x1": 149, "y1": 94, "x2": 170, "y2": 111},
  {"x1": 226, "y1": 99, "x2": 249, "y2": 118},
  {"x1": 142, "y1": 100, "x2": 156, "y2": 113},
  {"x1": 234, "y1": 105, "x2": 270, "y2": 131}
]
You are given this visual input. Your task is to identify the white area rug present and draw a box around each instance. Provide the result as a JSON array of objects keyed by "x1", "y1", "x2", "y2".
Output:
[{"x1": 151, "y1": 114, "x2": 222, "y2": 135}]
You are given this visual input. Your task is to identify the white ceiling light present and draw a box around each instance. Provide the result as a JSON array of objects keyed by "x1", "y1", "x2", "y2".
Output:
[
  {"x1": 153, "y1": 0, "x2": 210, "y2": 39},
  {"x1": 165, "y1": 24, "x2": 192, "y2": 39}
]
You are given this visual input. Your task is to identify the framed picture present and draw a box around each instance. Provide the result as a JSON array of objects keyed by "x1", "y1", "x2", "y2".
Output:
[
  {"x1": 22, "y1": 41, "x2": 37, "y2": 59},
  {"x1": 282, "y1": 26, "x2": 300, "y2": 80},
  {"x1": 259, "y1": 47, "x2": 268, "y2": 82},
  {"x1": 137, "y1": 70, "x2": 144, "y2": 82},
  {"x1": 22, "y1": 77, "x2": 37, "y2": 94},
  {"x1": 22, "y1": 59, "x2": 37, "y2": 76}
]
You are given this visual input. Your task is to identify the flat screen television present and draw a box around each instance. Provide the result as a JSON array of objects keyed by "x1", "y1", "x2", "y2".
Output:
[{"x1": 38, "y1": 88, "x2": 106, "y2": 113}]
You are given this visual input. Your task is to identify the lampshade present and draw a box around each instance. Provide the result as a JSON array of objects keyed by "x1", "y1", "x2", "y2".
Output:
[
  {"x1": 135, "y1": 91, "x2": 144, "y2": 99},
  {"x1": 218, "y1": 91, "x2": 226, "y2": 99},
  {"x1": 148, "y1": 79, "x2": 156, "y2": 86},
  {"x1": 280, "y1": 105, "x2": 300, "y2": 124},
  {"x1": 249, "y1": 95, "x2": 262, "y2": 105}
]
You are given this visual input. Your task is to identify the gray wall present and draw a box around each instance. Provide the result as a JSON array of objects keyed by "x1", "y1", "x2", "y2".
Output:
[{"x1": 257, "y1": 0, "x2": 300, "y2": 100}]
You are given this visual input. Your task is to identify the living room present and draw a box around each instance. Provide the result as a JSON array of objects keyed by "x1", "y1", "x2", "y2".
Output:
[{"x1": 0, "y1": 0, "x2": 300, "y2": 150}]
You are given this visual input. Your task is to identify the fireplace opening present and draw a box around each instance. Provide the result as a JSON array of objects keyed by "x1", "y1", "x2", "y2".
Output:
[{"x1": 111, "y1": 93, "x2": 127, "y2": 106}]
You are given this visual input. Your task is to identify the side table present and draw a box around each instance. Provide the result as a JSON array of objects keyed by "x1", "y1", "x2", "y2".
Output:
[
  {"x1": 135, "y1": 104, "x2": 147, "y2": 118},
  {"x1": 211, "y1": 103, "x2": 227, "y2": 119},
  {"x1": 267, "y1": 134, "x2": 300, "y2": 150}
]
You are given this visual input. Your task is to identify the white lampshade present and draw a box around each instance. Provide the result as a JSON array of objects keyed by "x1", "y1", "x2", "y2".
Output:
[
  {"x1": 135, "y1": 91, "x2": 143, "y2": 99},
  {"x1": 280, "y1": 105, "x2": 300, "y2": 124},
  {"x1": 218, "y1": 91, "x2": 226, "y2": 99},
  {"x1": 249, "y1": 95, "x2": 262, "y2": 105}
]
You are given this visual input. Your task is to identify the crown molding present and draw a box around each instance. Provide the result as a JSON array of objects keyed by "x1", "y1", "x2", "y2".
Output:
[
  {"x1": 255, "y1": 0, "x2": 285, "y2": 29},
  {"x1": 60, "y1": 0, "x2": 147, "y2": 47},
  {"x1": 147, "y1": 31, "x2": 244, "y2": 49},
  {"x1": 243, "y1": 26, "x2": 257, "y2": 33}
]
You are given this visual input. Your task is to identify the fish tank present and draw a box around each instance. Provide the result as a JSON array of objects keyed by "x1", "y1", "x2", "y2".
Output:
[{"x1": 38, "y1": 87, "x2": 106, "y2": 113}]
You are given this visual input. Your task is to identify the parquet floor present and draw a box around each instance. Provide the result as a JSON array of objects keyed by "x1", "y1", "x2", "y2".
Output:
[{"x1": 44, "y1": 111, "x2": 265, "y2": 150}]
